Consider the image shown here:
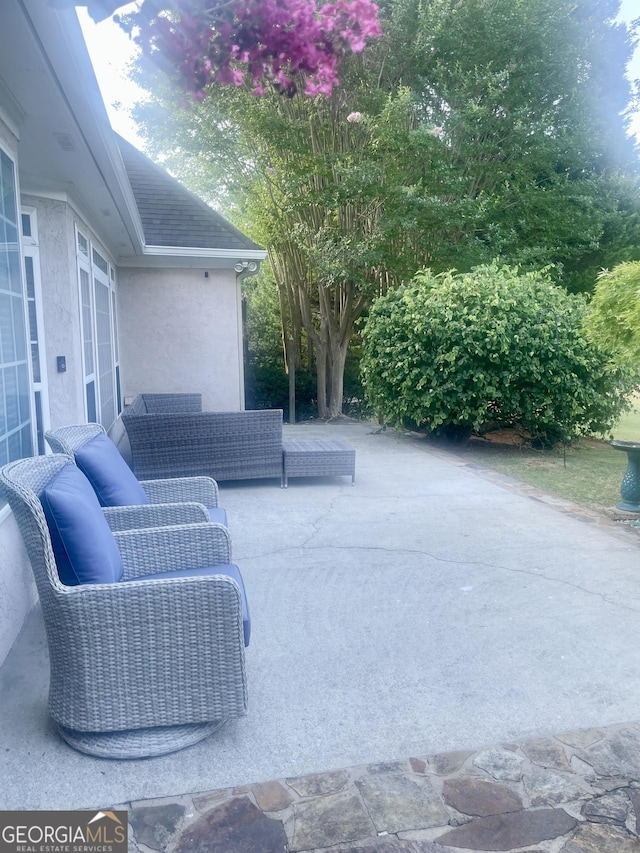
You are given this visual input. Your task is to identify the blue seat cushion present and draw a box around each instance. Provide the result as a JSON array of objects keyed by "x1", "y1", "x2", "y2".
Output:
[
  {"x1": 134, "y1": 564, "x2": 250, "y2": 646},
  {"x1": 41, "y1": 463, "x2": 124, "y2": 586},
  {"x1": 208, "y1": 507, "x2": 228, "y2": 526},
  {"x1": 75, "y1": 432, "x2": 149, "y2": 507}
]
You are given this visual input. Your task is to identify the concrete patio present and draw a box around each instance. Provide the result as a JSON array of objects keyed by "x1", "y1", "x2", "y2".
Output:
[{"x1": 1, "y1": 420, "x2": 640, "y2": 849}]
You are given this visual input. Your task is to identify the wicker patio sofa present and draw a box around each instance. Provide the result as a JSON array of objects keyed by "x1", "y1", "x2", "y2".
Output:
[{"x1": 121, "y1": 393, "x2": 284, "y2": 483}]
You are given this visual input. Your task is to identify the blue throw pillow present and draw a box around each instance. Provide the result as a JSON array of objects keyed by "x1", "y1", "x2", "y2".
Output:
[
  {"x1": 75, "y1": 432, "x2": 149, "y2": 507},
  {"x1": 41, "y1": 463, "x2": 124, "y2": 586}
]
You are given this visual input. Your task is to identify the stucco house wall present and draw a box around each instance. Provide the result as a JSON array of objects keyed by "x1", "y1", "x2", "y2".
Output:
[
  {"x1": 22, "y1": 195, "x2": 86, "y2": 428},
  {"x1": 118, "y1": 267, "x2": 245, "y2": 411}
]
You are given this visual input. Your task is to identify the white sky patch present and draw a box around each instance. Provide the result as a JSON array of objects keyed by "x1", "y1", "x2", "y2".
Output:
[
  {"x1": 617, "y1": 0, "x2": 640, "y2": 140},
  {"x1": 77, "y1": 4, "x2": 146, "y2": 148}
]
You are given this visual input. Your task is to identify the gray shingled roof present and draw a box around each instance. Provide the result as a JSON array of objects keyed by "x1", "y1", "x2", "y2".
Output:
[{"x1": 116, "y1": 135, "x2": 262, "y2": 252}]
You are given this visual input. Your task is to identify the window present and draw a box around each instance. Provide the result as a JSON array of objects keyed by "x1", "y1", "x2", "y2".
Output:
[
  {"x1": 94, "y1": 258, "x2": 116, "y2": 428},
  {"x1": 111, "y1": 281, "x2": 121, "y2": 413},
  {"x1": 77, "y1": 230, "x2": 120, "y2": 428},
  {"x1": 22, "y1": 209, "x2": 49, "y2": 456},
  {"x1": 0, "y1": 149, "x2": 33, "y2": 472}
]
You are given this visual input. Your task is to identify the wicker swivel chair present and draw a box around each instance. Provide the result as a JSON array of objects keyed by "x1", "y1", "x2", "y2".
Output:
[
  {"x1": 0, "y1": 454, "x2": 249, "y2": 759},
  {"x1": 45, "y1": 423, "x2": 227, "y2": 527}
]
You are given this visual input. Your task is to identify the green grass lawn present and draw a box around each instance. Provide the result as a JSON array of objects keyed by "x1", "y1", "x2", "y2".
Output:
[
  {"x1": 611, "y1": 393, "x2": 640, "y2": 442},
  {"x1": 442, "y1": 396, "x2": 640, "y2": 516}
]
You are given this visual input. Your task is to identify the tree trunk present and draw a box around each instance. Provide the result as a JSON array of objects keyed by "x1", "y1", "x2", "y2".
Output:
[
  {"x1": 287, "y1": 336, "x2": 296, "y2": 423},
  {"x1": 270, "y1": 248, "x2": 369, "y2": 420},
  {"x1": 316, "y1": 279, "x2": 366, "y2": 418},
  {"x1": 315, "y1": 337, "x2": 329, "y2": 419},
  {"x1": 326, "y1": 337, "x2": 349, "y2": 418}
]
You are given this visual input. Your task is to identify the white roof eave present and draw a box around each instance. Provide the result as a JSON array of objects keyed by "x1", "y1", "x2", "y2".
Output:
[
  {"x1": 117, "y1": 245, "x2": 267, "y2": 269},
  {"x1": 23, "y1": 1, "x2": 147, "y2": 255}
]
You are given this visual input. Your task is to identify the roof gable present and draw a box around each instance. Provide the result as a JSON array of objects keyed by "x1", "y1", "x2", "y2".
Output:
[{"x1": 116, "y1": 135, "x2": 261, "y2": 252}]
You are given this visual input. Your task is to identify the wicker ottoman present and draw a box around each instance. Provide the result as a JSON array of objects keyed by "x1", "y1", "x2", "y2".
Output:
[{"x1": 282, "y1": 439, "x2": 356, "y2": 488}]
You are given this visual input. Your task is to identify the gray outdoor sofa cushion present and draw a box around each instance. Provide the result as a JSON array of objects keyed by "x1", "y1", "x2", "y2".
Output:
[{"x1": 121, "y1": 394, "x2": 284, "y2": 483}]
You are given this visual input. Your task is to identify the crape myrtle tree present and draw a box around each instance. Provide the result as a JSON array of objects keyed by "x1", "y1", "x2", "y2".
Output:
[
  {"x1": 73, "y1": 0, "x2": 381, "y2": 97},
  {"x1": 234, "y1": 84, "x2": 444, "y2": 418},
  {"x1": 132, "y1": 33, "x2": 448, "y2": 417},
  {"x1": 125, "y1": 0, "x2": 639, "y2": 416},
  {"x1": 87, "y1": 0, "x2": 384, "y2": 418}
]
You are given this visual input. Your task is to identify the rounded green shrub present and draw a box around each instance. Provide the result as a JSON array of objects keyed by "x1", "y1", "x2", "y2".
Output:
[
  {"x1": 360, "y1": 264, "x2": 636, "y2": 445},
  {"x1": 584, "y1": 261, "x2": 640, "y2": 371}
]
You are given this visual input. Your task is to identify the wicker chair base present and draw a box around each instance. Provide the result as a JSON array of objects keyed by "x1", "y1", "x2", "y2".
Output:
[{"x1": 57, "y1": 719, "x2": 226, "y2": 759}]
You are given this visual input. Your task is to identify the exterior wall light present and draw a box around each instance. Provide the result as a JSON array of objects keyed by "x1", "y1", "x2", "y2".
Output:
[{"x1": 234, "y1": 261, "x2": 259, "y2": 274}]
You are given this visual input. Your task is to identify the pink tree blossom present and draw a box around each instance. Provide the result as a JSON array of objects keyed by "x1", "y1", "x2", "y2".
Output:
[{"x1": 126, "y1": 0, "x2": 381, "y2": 98}]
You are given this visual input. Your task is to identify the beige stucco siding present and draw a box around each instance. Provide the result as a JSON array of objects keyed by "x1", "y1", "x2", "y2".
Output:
[
  {"x1": 117, "y1": 267, "x2": 245, "y2": 411},
  {"x1": 22, "y1": 195, "x2": 86, "y2": 428}
]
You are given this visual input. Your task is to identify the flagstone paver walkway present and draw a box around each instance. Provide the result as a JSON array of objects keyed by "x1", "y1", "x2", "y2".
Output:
[{"x1": 123, "y1": 721, "x2": 640, "y2": 852}]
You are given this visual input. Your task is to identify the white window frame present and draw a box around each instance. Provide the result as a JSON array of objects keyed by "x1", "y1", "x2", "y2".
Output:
[
  {"x1": 21, "y1": 207, "x2": 50, "y2": 455},
  {"x1": 76, "y1": 226, "x2": 97, "y2": 423},
  {"x1": 76, "y1": 227, "x2": 121, "y2": 429},
  {"x1": 110, "y1": 265, "x2": 121, "y2": 414},
  {"x1": 0, "y1": 145, "x2": 34, "y2": 512},
  {"x1": 92, "y1": 246, "x2": 116, "y2": 429}
]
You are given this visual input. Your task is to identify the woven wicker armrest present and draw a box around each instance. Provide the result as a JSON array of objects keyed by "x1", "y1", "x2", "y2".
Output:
[
  {"x1": 115, "y1": 522, "x2": 232, "y2": 577},
  {"x1": 103, "y1": 502, "x2": 209, "y2": 532},
  {"x1": 49, "y1": 568, "x2": 247, "y2": 732},
  {"x1": 140, "y1": 476, "x2": 219, "y2": 506}
]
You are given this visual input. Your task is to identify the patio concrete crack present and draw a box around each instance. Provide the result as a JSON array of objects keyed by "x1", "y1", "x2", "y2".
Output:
[
  {"x1": 241, "y1": 542, "x2": 640, "y2": 615},
  {"x1": 298, "y1": 497, "x2": 345, "y2": 549}
]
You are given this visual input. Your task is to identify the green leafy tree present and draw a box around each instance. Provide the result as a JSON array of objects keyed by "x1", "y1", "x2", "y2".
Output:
[
  {"x1": 395, "y1": 0, "x2": 640, "y2": 288},
  {"x1": 131, "y1": 0, "x2": 640, "y2": 416},
  {"x1": 360, "y1": 264, "x2": 637, "y2": 445},
  {"x1": 585, "y1": 261, "x2": 640, "y2": 370},
  {"x1": 242, "y1": 85, "x2": 437, "y2": 418}
]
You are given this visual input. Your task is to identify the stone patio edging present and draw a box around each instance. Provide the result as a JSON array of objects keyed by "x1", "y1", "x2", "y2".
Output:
[{"x1": 121, "y1": 721, "x2": 640, "y2": 853}]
